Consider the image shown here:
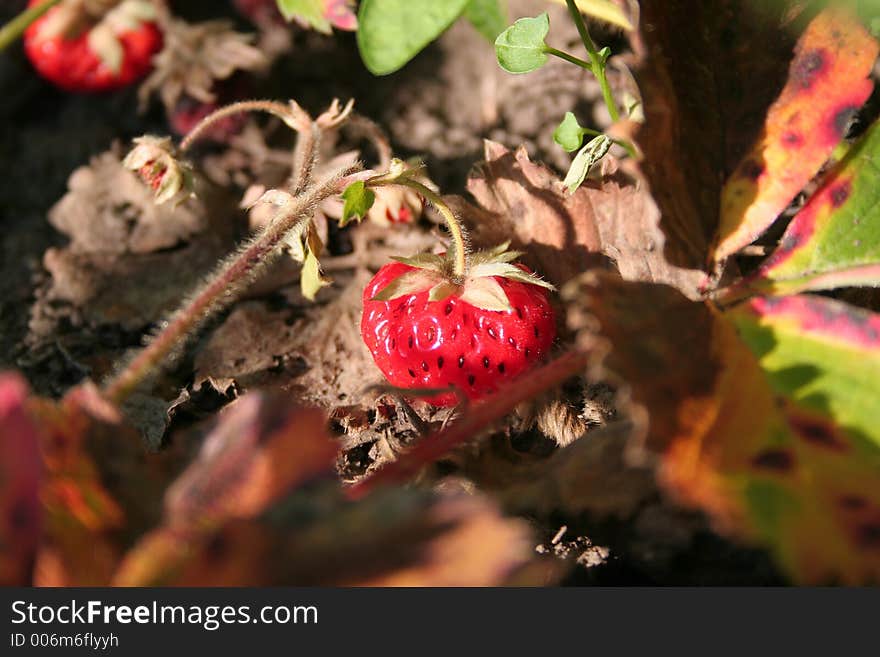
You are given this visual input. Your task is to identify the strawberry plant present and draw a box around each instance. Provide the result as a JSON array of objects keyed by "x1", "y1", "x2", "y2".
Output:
[{"x1": 2, "y1": 0, "x2": 880, "y2": 589}]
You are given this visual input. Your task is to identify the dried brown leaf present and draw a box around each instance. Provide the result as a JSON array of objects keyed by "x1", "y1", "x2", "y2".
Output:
[
  {"x1": 49, "y1": 148, "x2": 205, "y2": 255},
  {"x1": 461, "y1": 141, "x2": 705, "y2": 297}
]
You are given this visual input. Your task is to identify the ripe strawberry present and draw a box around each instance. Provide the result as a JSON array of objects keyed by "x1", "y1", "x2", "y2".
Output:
[
  {"x1": 361, "y1": 246, "x2": 556, "y2": 407},
  {"x1": 23, "y1": 0, "x2": 162, "y2": 93}
]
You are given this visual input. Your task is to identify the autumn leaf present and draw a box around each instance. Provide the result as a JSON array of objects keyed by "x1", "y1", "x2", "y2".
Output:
[
  {"x1": 630, "y1": 1, "x2": 802, "y2": 268},
  {"x1": 0, "y1": 374, "x2": 43, "y2": 586},
  {"x1": 566, "y1": 272, "x2": 880, "y2": 583},
  {"x1": 713, "y1": 7, "x2": 879, "y2": 264},
  {"x1": 459, "y1": 141, "x2": 704, "y2": 297},
  {"x1": 113, "y1": 392, "x2": 336, "y2": 584},
  {"x1": 736, "y1": 116, "x2": 880, "y2": 296},
  {"x1": 112, "y1": 391, "x2": 536, "y2": 586}
]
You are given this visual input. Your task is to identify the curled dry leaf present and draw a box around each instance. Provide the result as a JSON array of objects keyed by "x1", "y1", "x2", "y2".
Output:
[
  {"x1": 49, "y1": 148, "x2": 204, "y2": 255},
  {"x1": 460, "y1": 140, "x2": 705, "y2": 298},
  {"x1": 139, "y1": 19, "x2": 268, "y2": 114},
  {"x1": 117, "y1": 486, "x2": 535, "y2": 586}
]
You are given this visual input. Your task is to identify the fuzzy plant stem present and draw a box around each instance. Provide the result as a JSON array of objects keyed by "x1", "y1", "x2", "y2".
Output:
[
  {"x1": 371, "y1": 179, "x2": 469, "y2": 281},
  {"x1": 347, "y1": 349, "x2": 591, "y2": 499},
  {"x1": 565, "y1": 0, "x2": 619, "y2": 122},
  {"x1": 0, "y1": 0, "x2": 61, "y2": 50},
  {"x1": 103, "y1": 164, "x2": 361, "y2": 405},
  {"x1": 179, "y1": 100, "x2": 295, "y2": 151}
]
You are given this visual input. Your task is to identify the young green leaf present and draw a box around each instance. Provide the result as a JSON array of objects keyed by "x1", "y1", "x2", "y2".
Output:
[
  {"x1": 553, "y1": 112, "x2": 588, "y2": 152},
  {"x1": 562, "y1": 134, "x2": 611, "y2": 193},
  {"x1": 357, "y1": 0, "x2": 469, "y2": 75},
  {"x1": 340, "y1": 181, "x2": 376, "y2": 226},
  {"x1": 464, "y1": 0, "x2": 507, "y2": 42},
  {"x1": 494, "y1": 13, "x2": 550, "y2": 74}
]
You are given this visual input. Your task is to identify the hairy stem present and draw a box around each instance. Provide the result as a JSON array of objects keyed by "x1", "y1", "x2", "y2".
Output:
[
  {"x1": 103, "y1": 164, "x2": 361, "y2": 405},
  {"x1": 347, "y1": 349, "x2": 590, "y2": 499},
  {"x1": 564, "y1": 0, "x2": 619, "y2": 122},
  {"x1": 291, "y1": 123, "x2": 321, "y2": 195},
  {"x1": 0, "y1": 0, "x2": 61, "y2": 51},
  {"x1": 346, "y1": 114, "x2": 392, "y2": 171},
  {"x1": 179, "y1": 100, "x2": 294, "y2": 151}
]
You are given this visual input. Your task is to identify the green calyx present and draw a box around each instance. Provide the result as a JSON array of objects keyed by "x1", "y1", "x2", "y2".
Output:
[{"x1": 371, "y1": 242, "x2": 555, "y2": 312}]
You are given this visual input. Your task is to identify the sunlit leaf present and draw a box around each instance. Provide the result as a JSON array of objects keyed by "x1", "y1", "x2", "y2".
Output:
[
  {"x1": 494, "y1": 13, "x2": 550, "y2": 74},
  {"x1": 713, "y1": 8, "x2": 879, "y2": 263},
  {"x1": 742, "y1": 117, "x2": 880, "y2": 295},
  {"x1": 553, "y1": 111, "x2": 588, "y2": 152},
  {"x1": 357, "y1": 0, "x2": 469, "y2": 75},
  {"x1": 340, "y1": 181, "x2": 376, "y2": 227},
  {"x1": 562, "y1": 134, "x2": 611, "y2": 193}
]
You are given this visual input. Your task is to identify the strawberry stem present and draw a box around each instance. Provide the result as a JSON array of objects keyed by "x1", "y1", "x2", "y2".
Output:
[
  {"x1": 372, "y1": 178, "x2": 469, "y2": 281},
  {"x1": 103, "y1": 163, "x2": 362, "y2": 405},
  {"x1": 0, "y1": 0, "x2": 61, "y2": 51},
  {"x1": 179, "y1": 100, "x2": 296, "y2": 151}
]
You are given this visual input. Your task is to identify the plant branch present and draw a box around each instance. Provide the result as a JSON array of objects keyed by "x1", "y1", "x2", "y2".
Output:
[
  {"x1": 0, "y1": 0, "x2": 61, "y2": 51},
  {"x1": 564, "y1": 0, "x2": 620, "y2": 122},
  {"x1": 372, "y1": 178, "x2": 469, "y2": 281},
  {"x1": 543, "y1": 46, "x2": 592, "y2": 71},
  {"x1": 179, "y1": 100, "x2": 294, "y2": 151},
  {"x1": 103, "y1": 163, "x2": 362, "y2": 405}
]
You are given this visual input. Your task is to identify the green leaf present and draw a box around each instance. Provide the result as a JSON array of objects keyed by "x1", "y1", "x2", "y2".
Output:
[
  {"x1": 301, "y1": 229, "x2": 330, "y2": 300},
  {"x1": 277, "y1": 0, "x2": 332, "y2": 33},
  {"x1": 357, "y1": 0, "x2": 469, "y2": 75},
  {"x1": 553, "y1": 112, "x2": 588, "y2": 152},
  {"x1": 562, "y1": 134, "x2": 611, "y2": 193},
  {"x1": 389, "y1": 253, "x2": 446, "y2": 271},
  {"x1": 301, "y1": 248, "x2": 330, "y2": 300},
  {"x1": 464, "y1": 0, "x2": 507, "y2": 42},
  {"x1": 371, "y1": 269, "x2": 440, "y2": 300},
  {"x1": 494, "y1": 13, "x2": 549, "y2": 74},
  {"x1": 469, "y1": 262, "x2": 555, "y2": 290},
  {"x1": 746, "y1": 117, "x2": 880, "y2": 295},
  {"x1": 340, "y1": 181, "x2": 376, "y2": 227}
]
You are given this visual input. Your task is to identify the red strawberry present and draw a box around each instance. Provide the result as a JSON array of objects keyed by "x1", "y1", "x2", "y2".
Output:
[
  {"x1": 361, "y1": 246, "x2": 556, "y2": 407},
  {"x1": 23, "y1": 0, "x2": 162, "y2": 93}
]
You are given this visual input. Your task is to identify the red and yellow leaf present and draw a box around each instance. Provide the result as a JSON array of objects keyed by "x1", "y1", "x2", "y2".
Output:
[
  {"x1": 737, "y1": 116, "x2": 880, "y2": 296},
  {"x1": 0, "y1": 374, "x2": 43, "y2": 586},
  {"x1": 713, "y1": 8, "x2": 878, "y2": 264},
  {"x1": 568, "y1": 273, "x2": 880, "y2": 583}
]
